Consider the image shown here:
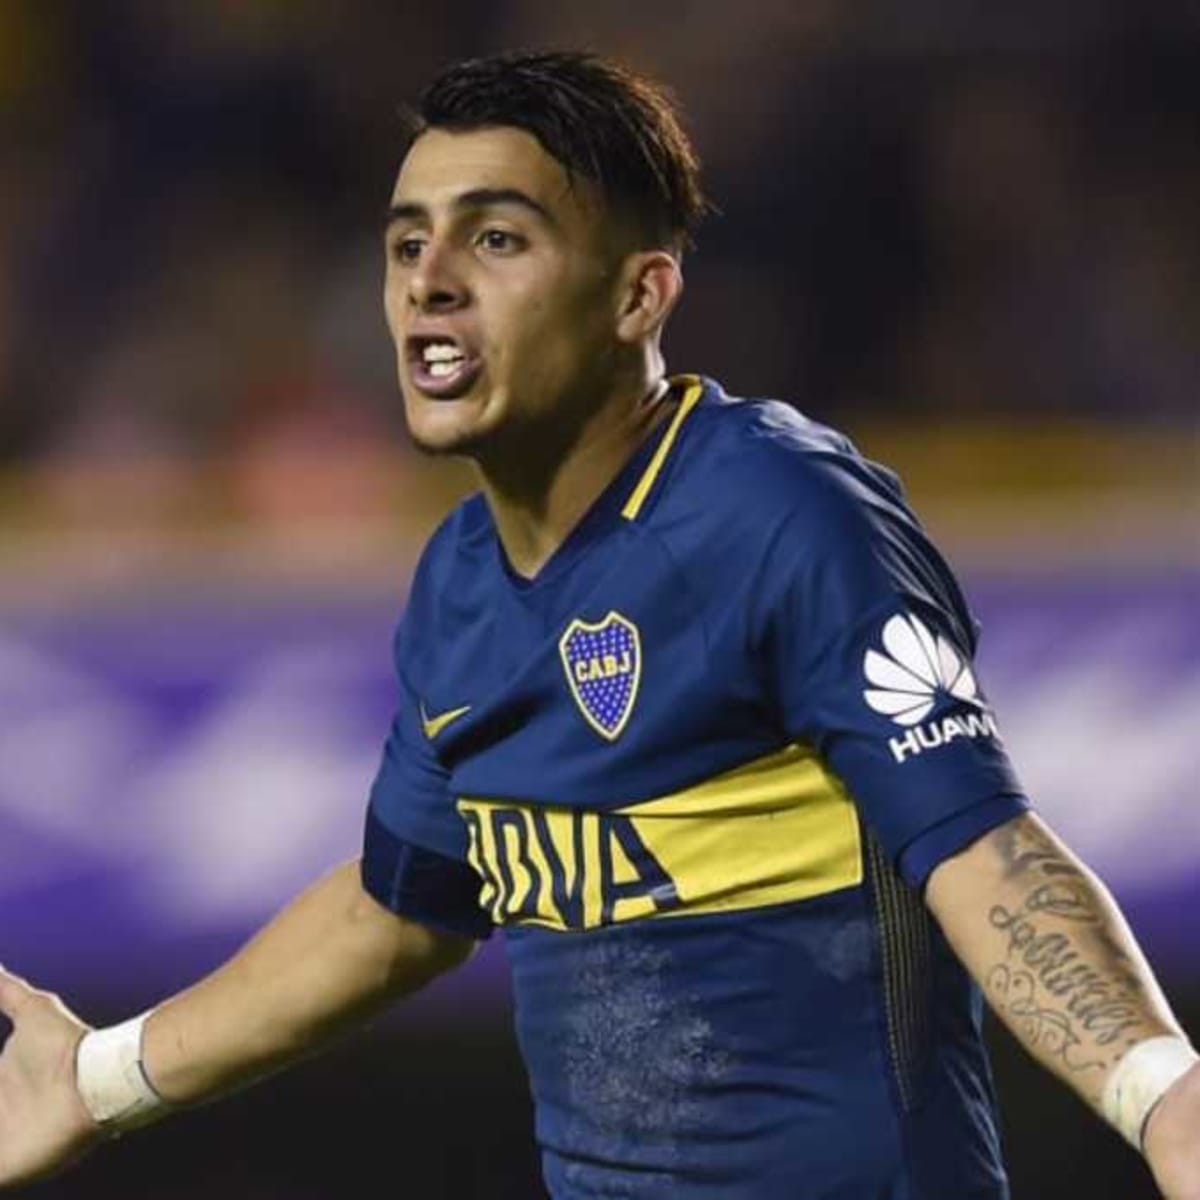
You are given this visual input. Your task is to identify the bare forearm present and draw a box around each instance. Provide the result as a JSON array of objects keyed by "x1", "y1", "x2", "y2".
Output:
[
  {"x1": 142, "y1": 860, "x2": 471, "y2": 1105},
  {"x1": 926, "y1": 813, "x2": 1182, "y2": 1112}
]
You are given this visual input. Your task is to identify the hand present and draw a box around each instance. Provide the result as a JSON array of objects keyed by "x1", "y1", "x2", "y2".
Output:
[
  {"x1": 0, "y1": 966, "x2": 103, "y2": 1188},
  {"x1": 1144, "y1": 1060, "x2": 1200, "y2": 1200}
]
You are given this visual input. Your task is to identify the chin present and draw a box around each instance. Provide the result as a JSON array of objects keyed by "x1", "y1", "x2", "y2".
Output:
[
  {"x1": 404, "y1": 377, "x2": 524, "y2": 459},
  {"x1": 408, "y1": 428, "x2": 479, "y2": 458},
  {"x1": 404, "y1": 405, "x2": 492, "y2": 459}
]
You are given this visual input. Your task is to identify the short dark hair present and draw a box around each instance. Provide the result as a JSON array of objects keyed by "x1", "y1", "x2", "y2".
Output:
[{"x1": 405, "y1": 50, "x2": 708, "y2": 254}]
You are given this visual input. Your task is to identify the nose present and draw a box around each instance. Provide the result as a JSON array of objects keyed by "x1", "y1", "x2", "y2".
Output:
[{"x1": 408, "y1": 242, "x2": 468, "y2": 312}]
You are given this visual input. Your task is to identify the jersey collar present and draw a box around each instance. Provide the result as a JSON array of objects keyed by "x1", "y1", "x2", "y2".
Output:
[
  {"x1": 496, "y1": 374, "x2": 705, "y2": 591},
  {"x1": 620, "y1": 374, "x2": 704, "y2": 522}
]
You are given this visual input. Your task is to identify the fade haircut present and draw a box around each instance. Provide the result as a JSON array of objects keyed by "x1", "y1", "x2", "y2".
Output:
[{"x1": 406, "y1": 50, "x2": 708, "y2": 255}]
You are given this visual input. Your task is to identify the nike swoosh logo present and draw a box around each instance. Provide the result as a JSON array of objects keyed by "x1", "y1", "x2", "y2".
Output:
[{"x1": 420, "y1": 703, "x2": 472, "y2": 740}]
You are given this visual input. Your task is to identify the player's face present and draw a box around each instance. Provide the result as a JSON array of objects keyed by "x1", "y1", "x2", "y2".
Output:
[{"x1": 383, "y1": 126, "x2": 627, "y2": 459}]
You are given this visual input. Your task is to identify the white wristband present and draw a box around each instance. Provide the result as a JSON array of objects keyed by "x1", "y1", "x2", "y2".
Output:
[
  {"x1": 1101, "y1": 1035, "x2": 1198, "y2": 1151},
  {"x1": 75, "y1": 1012, "x2": 169, "y2": 1135}
]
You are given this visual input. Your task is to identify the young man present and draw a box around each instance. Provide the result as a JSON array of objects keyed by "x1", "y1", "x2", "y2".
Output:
[{"x1": 0, "y1": 51, "x2": 1196, "y2": 1200}]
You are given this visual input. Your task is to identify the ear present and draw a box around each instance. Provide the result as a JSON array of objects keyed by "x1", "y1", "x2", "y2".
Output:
[{"x1": 614, "y1": 251, "x2": 683, "y2": 344}]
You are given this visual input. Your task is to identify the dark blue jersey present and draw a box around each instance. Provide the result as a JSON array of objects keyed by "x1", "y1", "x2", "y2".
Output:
[{"x1": 364, "y1": 376, "x2": 1028, "y2": 1199}]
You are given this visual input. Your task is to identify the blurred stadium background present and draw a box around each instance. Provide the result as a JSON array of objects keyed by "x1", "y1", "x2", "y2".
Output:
[{"x1": 0, "y1": 3, "x2": 1196, "y2": 1197}]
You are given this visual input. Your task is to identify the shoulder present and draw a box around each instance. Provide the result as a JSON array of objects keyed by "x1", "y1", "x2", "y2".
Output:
[
  {"x1": 681, "y1": 383, "x2": 977, "y2": 652},
  {"x1": 395, "y1": 492, "x2": 492, "y2": 665},
  {"x1": 657, "y1": 380, "x2": 974, "y2": 635},
  {"x1": 665, "y1": 378, "x2": 913, "y2": 551},
  {"x1": 410, "y1": 492, "x2": 491, "y2": 592}
]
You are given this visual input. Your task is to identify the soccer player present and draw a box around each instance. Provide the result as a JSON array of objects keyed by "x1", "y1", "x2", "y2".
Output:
[{"x1": 0, "y1": 51, "x2": 1196, "y2": 1199}]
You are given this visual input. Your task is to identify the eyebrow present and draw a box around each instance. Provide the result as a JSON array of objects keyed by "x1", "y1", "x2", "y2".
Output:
[{"x1": 385, "y1": 187, "x2": 556, "y2": 229}]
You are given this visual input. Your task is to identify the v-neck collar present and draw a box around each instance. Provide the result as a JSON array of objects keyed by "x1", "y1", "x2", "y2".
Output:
[{"x1": 494, "y1": 375, "x2": 704, "y2": 591}]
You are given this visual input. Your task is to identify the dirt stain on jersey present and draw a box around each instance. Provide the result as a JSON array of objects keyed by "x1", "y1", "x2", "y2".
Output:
[{"x1": 558, "y1": 938, "x2": 731, "y2": 1194}]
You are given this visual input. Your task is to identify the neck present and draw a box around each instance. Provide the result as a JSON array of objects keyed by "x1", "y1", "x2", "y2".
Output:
[{"x1": 477, "y1": 369, "x2": 672, "y2": 579}]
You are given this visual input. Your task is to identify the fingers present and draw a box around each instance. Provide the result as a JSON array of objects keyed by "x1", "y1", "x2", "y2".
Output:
[{"x1": 0, "y1": 965, "x2": 34, "y2": 1019}]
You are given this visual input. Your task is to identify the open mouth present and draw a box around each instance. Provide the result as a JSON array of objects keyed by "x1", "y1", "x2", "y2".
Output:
[{"x1": 406, "y1": 336, "x2": 483, "y2": 399}]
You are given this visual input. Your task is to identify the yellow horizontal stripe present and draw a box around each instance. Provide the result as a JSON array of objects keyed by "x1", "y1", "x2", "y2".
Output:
[{"x1": 457, "y1": 743, "x2": 862, "y2": 932}]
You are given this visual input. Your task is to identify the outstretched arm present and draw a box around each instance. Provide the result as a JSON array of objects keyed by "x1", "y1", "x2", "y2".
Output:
[
  {"x1": 0, "y1": 859, "x2": 473, "y2": 1188},
  {"x1": 926, "y1": 811, "x2": 1199, "y2": 1200}
]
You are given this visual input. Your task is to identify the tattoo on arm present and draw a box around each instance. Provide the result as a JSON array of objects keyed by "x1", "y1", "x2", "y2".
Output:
[{"x1": 982, "y1": 821, "x2": 1148, "y2": 1076}]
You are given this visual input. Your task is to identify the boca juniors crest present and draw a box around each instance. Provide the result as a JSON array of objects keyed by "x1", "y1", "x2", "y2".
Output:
[{"x1": 558, "y1": 611, "x2": 642, "y2": 741}]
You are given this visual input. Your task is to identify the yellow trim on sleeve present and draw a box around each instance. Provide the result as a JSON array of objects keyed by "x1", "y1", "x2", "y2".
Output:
[{"x1": 620, "y1": 376, "x2": 704, "y2": 521}]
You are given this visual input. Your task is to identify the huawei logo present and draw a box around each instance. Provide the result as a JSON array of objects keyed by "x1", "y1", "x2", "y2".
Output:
[
  {"x1": 864, "y1": 612, "x2": 980, "y2": 725},
  {"x1": 863, "y1": 612, "x2": 997, "y2": 763}
]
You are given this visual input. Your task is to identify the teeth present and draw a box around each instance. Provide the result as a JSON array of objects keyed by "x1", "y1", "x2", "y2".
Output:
[
  {"x1": 428, "y1": 360, "x2": 462, "y2": 379},
  {"x1": 422, "y1": 341, "x2": 464, "y2": 364}
]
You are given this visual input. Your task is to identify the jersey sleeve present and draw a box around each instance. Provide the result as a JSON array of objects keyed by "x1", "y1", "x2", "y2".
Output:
[
  {"x1": 362, "y1": 620, "x2": 492, "y2": 940},
  {"x1": 759, "y1": 453, "x2": 1028, "y2": 886}
]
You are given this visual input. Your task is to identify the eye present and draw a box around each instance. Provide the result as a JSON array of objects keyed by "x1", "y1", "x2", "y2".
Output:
[
  {"x1": 477, "y1": 228, "x2": 525, "y2": 254},
  {"x1": 390, "y1": 235, "x2": 425, "y2": 264}
]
